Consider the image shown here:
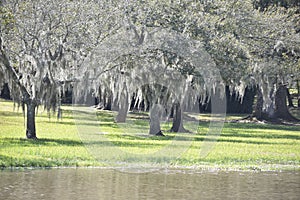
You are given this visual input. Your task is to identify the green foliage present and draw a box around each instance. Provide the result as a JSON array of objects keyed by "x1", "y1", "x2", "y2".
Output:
[{"x1": 121, "y1": 0, "x2": 299, "y2": 98}]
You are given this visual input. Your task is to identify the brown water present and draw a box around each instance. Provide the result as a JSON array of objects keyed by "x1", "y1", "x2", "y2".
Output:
[{"x1": 0, "y1": 168, "x2": 299, "y2": 200}]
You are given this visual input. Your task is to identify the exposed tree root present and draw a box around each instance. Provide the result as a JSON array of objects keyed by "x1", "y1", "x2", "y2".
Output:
[
  {"x1": 27, "y1": 136, "x2": 38, "y2": 140},
  {"x1": 230, "y1": 114, "x2": 300, "y2": 126},
  {"x1": 154, "y1": 130, "x2": 165, "y2": 136}
]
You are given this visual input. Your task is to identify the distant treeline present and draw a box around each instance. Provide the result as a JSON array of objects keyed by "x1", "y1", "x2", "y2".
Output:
[{"x1": 1, "y1": 83, "x2": 257, "y2": 114}]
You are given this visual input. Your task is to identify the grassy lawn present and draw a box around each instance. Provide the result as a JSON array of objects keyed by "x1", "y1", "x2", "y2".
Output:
[{"x1": 0, "y1": 99, "x2": 300, "y2": 171}]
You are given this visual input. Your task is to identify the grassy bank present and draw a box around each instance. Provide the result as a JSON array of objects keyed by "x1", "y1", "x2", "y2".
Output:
[{"x1": 0, "y1": 99, "x2": 300, "y2": 171}]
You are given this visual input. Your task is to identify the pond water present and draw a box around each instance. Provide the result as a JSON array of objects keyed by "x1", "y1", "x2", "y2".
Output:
[{"x1": 0, "y1": 168, "x2": 299, "y2": 200}]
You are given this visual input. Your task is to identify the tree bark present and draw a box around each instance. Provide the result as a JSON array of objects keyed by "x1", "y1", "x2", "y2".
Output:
[
  {"x1": 99, "y1": 89, "x2": 113, "y2": 110},
  {"x1": 170, "y1": 102, "x2": 189, "y2": 132},
  {"x1": 26, "y1": 100, "x2": 37, "y2": 139},
  {"x1": 105, "y1": 93, "x2": 113, "y2": 110},
  {"x1": 274, "y1": 85, "x2": 299, "y2": 122},
  {"x1": 115, "y1": 89, "x2": 129, "y2": 123},
  {"x1": 254, "y1": 87, "x2": 264, "y2": 120},
  {"x1": 149, "y1": 104, "x2": 164, "y2": 136},
  {"x1": 286, "y1": 87, "x2": 294, "y2": 107},
  {"x1": 253, "y1": 86, "x2": 277, "y2": 121},
  {"x1": 253, "y1": 85, "x2": 299, "y2": 122},
  {"x1": 297, "y1": 80, "x2": 300, "y2": 109}
]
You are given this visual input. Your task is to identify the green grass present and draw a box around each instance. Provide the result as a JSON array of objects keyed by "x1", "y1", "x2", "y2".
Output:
[
  {"x1": 1, "y1": 99, "x2": 300, "y2": 171},
  {"x1": 0, "y1": 100, "x2": 98, "y2": 168}
]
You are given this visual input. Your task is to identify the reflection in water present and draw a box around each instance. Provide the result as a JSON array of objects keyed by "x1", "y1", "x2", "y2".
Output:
[{"x1": 0, "y1": 168, "x2": 299, "y2": 200}]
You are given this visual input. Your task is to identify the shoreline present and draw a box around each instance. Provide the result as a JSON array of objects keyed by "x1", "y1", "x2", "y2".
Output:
[{"x1": 1, "y1": 163, "x2": 300, "y2": 172}]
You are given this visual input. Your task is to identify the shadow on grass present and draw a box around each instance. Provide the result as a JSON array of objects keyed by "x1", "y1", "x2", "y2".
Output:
[
  {"x1": 225, "y1": 122, "x2": 300, "y2": 132},
  {"x1": 0, "y1": 137, "x2": 84, "y2": 147},
  {"x1": 0, "y1": 132, "x2": 292, "y2": 156},
  {"x1": 189, "y1": 135, "x2": 291, "y2": 145},
  {"x1": 96, "y1": 115, "x2": 118, "y2": 123},
  {"x1": 88, "y1": 132, "x2": 291, "y2": 146},
  {"x1": 45, "y1": 121, "x2": 97, "y2": 126},
  {"x1": 107, "y1": 133, "x2": 176, "y2": 141},
  {"x1": 221, "y1": 131, "x2": 300, "y2": 140},
  {"x1": 0, "y1": 110, "x2": 23, "y2": 117}
]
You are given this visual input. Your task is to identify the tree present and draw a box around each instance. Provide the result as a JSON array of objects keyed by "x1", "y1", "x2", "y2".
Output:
[
  {"x1": 249, "y1": 6, "x2": 300, "y2": 121},
  {"x1": 75, "y1": 17, "x2": 225, "y2": 134},
  {"x1": 190, "y1": 0, "x2": 300, "y2": 122},
  {"x1": 0, "y1": 0, "x2": 120, "y2": 138}
]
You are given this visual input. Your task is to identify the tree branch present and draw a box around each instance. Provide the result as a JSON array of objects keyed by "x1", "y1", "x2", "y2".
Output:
[{"x1": 0, "y1": 37, "x2": 31, "y2": 101}]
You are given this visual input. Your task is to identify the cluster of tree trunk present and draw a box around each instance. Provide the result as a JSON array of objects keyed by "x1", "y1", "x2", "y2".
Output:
[
  {"x1": 253, "y1": 85, "x2": 300, "y2": 122},
  {"x1": 2, "y1": 80, "x2": 299, "y2": 139}
]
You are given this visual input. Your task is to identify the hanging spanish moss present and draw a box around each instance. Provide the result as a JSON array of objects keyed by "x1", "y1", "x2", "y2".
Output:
[{"x1": 73, "y1": 24, "x2": 225, "y2": 134}]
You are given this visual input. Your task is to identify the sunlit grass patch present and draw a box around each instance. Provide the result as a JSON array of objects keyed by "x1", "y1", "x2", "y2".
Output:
[
  {"x1": 0, "y1": 99, "x2": 299, "y2": 170},
  {"x1": 0, "y1": 100, "x2": 98, "y2": 168}
]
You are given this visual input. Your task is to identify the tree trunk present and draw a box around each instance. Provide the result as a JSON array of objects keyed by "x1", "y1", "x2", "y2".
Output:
[
  {"x1": 253, "y1": 86, "x2": 276, "y2": 121},
  {"x1": 254, "y1": 87, "x2": 264, "y2": 120},
  {"x1": 275, "y1": 85, "x2": 299, "y2": 122},
  {"x1": 286, "y1": 87, "x2": 294, "y2": 107},
  {"x1": 115, "y1": 90, "x2": 129, "y2": 123},
  {"x1": 101, "y1": 90, "x2": 113, "y2": 110},
  {"x1": 0, "y1": 83, "x2": 11, "y2": 100},
  {"x1": 253, "y1": 85, "x2": 299, "y2": 122},
  {"x1": 297, "y1": 80, "x2": 300, "y2": 109},
  {"x1": 170, "y1": 102, "x2": 188, "y2": 133},
  {"x1": 105, "y1": 93, "x2": 113, "y2": 110},
  {"x1": 149, "y1": 104, "x2": 164, "y2": 136},
  {"x1": 26, "y1": 100, "x2": 37, "y2": 139}
]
